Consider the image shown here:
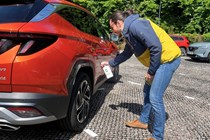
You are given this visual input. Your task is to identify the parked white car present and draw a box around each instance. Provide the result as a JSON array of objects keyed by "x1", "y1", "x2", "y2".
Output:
[{"x1": 187, "y1": 42, "x2": 210, "y2": 62}]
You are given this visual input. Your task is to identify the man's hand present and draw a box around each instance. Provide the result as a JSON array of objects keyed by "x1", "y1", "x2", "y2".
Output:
[
  {"x1": 145, "y1": 73, "x2": 154, "y2": 85},
  {"x1": 101, "y1": 61, "x2": 109, "y2": 68}
]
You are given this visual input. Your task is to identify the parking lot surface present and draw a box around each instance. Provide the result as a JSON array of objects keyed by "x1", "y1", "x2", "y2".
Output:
[{"x1": 0, "y1": 56, "x2": 209, "y2": 140}]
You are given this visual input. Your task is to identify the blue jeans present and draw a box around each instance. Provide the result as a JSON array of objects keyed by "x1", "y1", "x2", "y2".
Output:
[{"x1": 139, "y1": 57, "x2": 181, "y2": 140}]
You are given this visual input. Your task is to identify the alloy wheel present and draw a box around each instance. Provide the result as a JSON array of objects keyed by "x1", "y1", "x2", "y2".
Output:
[{"x1": 76, "y1": 80, "x2": 91, "y2": 123}]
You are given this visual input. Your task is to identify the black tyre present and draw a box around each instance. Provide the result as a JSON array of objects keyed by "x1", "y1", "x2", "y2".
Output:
[
  {"x1": 207, "y1": 53, "x2": 210, "y2": 63},
  {"x1": 107, "y1": 66, "x2": 119, "y2": 83},
  {"x1": 180, "y1": 47, "x2": 187, "y2": 56},
  {"x1": 191, "y1": 58, "x2": 199, "y2": 61},
  {"x1": 58, "y1": 72, "x2": 92, "y2": 132}
]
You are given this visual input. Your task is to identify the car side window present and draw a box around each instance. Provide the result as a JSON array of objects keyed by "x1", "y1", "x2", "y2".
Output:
[
  {"x1": 178, "y1": 37, "x2": 184, "y2": 40},
  {"x1": 93, "y1": 20, "x2": 109, "y2": 40},
  {"x1": 56, "y1": 5, "x2": 98, "y2": 36},
  {"x1": 171, "y1": 36, "x2": 177, "y2": 40}
]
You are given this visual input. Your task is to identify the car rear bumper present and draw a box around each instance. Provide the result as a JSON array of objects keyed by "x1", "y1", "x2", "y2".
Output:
[
  {"x1": 0, "y1": 107, "x2": 56, "y2": 125},
  {"x1": 0, "y1": 92, "x2": 69, "y2": 125}
]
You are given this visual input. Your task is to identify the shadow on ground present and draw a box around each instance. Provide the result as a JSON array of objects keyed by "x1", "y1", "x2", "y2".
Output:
[
  {"x1": 87, "y1": 75, "x2": 122, "y2": 123},
  {"x1": 109, "y1": 102, "x2": 169, "y2": 134},
  {"x1": 184, "y1": 57, "x2": 209, "y2": 63},
  {"x1": 0, "y1": 122, "x2": 76, "y2": 140},
  {"x1": 0, "y1": 76, "x2": 122, "y2": 140}
]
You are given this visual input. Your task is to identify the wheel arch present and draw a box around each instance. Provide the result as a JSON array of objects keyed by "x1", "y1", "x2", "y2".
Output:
[
  {"x1": 180, "y1": 46, "x2": 187, "y2": 49},
  {"x1": 57, "y1": 60, "x2": 95, "y2": 131},
  {"x1": 207, "y1": 52, "x2": 210, "y2": 62},
  {"x1": 76, "y1": 66, "x2": 94, "y2": 88},
  {"x1": 66, "y1": 60, "x2": 94, "y2": 100},
  {"x1": 179, "y1": 46, "x2": 187, "y2": 56}
]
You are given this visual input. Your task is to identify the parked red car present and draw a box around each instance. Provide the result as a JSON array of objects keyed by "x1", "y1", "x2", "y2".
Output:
[
  {"x1": 0, "y1": 0, "x2": 119, "y2": 131},
  {"x1": 170, "y1": 34, "x2": 190, "y2": 56}
]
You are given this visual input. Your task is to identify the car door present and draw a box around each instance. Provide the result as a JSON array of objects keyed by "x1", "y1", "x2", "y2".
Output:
[
  {"x1": 56, "y1": 5, "x2": 105, "y2": 85},
  {"x1": 93, "y1": 20, "x2": 118, "y2": 63},
  {"x1": 81, "y1": 15, "x2": 110, "y2": 84},
  {"x1": 89, "y1": 18, "x2": 120, "y2": 80}
]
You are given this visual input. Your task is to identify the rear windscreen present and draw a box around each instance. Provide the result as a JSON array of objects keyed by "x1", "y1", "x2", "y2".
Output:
[
  {"x1": 0, "y1": 0, "x2": 47, "y2": 23},
  {"x1": 0, "y1": 0, "x2": 35, "y2": 5}
]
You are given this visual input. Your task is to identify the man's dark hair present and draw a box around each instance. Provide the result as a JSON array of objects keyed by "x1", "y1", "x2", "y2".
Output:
[
  {"x1": 109, "y1": 10, "x2": 131, "y2": 23},
  {"x1": 125, "y1": 9, "x2": 135, "y2": 15}
]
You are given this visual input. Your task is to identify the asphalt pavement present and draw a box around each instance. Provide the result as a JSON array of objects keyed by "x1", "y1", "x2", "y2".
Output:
[{"x1": 0, "y1": 56, "x2": 209, "y2": 140}]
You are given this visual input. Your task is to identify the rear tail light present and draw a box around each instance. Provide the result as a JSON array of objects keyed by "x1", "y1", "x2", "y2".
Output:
[
  {"x1": 7, "y1": 107, "x2": 43, "y2": 118},
  {"x1": 19, "y1": 40, "x2": 35, "y2": 54},
  {"x1": 18, "y1": 33, "x2": 58, "y2": 55},
  {"x1": 0, "y1": 32, "x2": 57, "y2": 55},
  {"x1": 0, "y1": 33, "x2": 19, "y2": 55}
]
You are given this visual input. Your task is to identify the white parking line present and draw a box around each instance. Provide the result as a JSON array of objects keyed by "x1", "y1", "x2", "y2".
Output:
[
  {"x1": 128, "y1": 81, "x2": 142, "y2": 86},
  {"x1": 84, "y1": 129, "x2": 98, "y2": 137},
  {"x1": 184, "y1": 96, "x2": 195, "y2": 100},
  {"x1": 179, "y1": 73, "x2": 186, "y2": 76}
]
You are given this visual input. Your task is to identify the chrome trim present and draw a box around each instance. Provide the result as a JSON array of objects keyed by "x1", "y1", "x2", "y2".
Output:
[{"x1": 0, "y1": 123, "x2": 20, "y2": 131}]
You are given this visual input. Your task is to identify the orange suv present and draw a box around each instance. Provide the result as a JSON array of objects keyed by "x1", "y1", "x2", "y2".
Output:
[
  {"x1": 170, "y1": 34, "x2": 190, "y2": 56},
  {"x1": 0, "y1": 0, "x2": 119, "y2": 131}
]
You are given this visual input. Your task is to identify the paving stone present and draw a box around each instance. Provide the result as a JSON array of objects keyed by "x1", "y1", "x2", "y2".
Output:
[{"x1": 0, "y1": 56, "x2": 209, "y2": 140}]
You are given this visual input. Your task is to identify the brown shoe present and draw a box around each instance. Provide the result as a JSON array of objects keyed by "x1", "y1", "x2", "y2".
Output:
[
  {"x1": 147, "y1": 138, "x2": 155, "y2": 140},
  {"x1": 125, "y1": 119, "x2": 148, "y2": 129}
]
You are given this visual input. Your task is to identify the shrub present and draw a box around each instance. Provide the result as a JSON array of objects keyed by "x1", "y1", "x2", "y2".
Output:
[
  {"x1": 180, "y1": 33, "x2": 208, "y2": 43},
  {"x1": 203, "y1": 33, "x2": 210, "y2": 42}
]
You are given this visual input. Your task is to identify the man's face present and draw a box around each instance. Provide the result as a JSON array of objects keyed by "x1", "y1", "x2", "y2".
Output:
[{"x1": 109, "y1": 20, "x2": 124, "y2": 35}]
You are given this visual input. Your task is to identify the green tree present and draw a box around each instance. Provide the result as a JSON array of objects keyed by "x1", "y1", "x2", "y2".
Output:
[
  {"x1": 72, "y1": 0, "x2": 210, "y2": 35},
  {"x1": 73, "y1": 0, "x2": 139, "y2": 31},
  {"x1": 183, "y1": 0, "x2": 210, "y2": 34}
]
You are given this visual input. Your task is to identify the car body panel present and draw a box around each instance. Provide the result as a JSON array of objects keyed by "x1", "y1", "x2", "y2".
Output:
[
  {"x1": 12, "y1": 13, "x2": 85, "y2": 95},
  {"x1": 187, "y1": 42, "x2": 210, "y2": 60},
  {"x1": 0, "y1": 23, "x2": 26, "y2": 32}
]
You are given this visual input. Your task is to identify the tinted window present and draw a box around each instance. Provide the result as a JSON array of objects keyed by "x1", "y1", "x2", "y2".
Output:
[
  {"x1": 94, "y1": 21, "x2": 109, "y2": 40},
  {"x1": 0, "y1": 0, "x2": 35, "y2": 5},
  {"x1": 171, "y1": 36, "x2": 184, "y2": 41},
  {"x1": 178, "y1": 37, "x2": 184, "y2": 40},
  {"x1": 0, "y1": 0, "x2": 47, "y2": 23},
  {"x1": 57, "y1": 6, "x2": 99, "y2": 37},
  {"x1": 171, "y1": 36, "x2": 177, "y2": 40}
]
